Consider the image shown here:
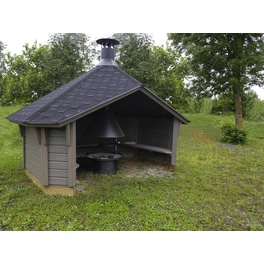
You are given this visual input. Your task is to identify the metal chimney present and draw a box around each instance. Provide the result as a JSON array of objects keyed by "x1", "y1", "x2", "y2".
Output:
[{"x1": 96, "y1": 38, "x2": 120, "y2": 66}]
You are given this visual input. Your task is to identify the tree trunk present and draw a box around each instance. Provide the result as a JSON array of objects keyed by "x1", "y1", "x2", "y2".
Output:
[{"x1": 234, "y1": 91, "x2": 243, "y2": 128}]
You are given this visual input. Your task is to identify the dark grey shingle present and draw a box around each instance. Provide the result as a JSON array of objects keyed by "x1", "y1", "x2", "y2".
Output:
[
  {"x1": 7, "y1": 64, "x2": 190, "y2": 125},
  {"x1": 7, "y1": 65, "x2": 142, "y2": 125}
]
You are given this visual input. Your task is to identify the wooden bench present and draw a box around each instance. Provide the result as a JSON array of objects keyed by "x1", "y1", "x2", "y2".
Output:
[{"x1": 120, "y1": 143, "x2": 172, "y2": 155}]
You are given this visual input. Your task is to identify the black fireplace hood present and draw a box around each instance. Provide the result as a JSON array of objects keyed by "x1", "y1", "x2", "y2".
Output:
[{"x1": 86, "y1": 108, "x2": 125, "y2": 138}]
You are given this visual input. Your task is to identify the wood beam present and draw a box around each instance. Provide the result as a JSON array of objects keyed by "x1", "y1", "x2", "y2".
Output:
[
  {"x1": 41, "y1": 128, "x2": 49, "y2": 186},
  {"x1": 67, "y1": 122, "x2": 76, "y2": 187},
  {"x1": 171, "y1": 117, "x2": 181, "y2": 166},
  {"x1": 36, "y1": 128, "x2": 41, "y2": 145},
  {"x1": 19, "y1": 125, "x2": 26, "y2": 168},
  {"x1": 66, "y1": 124, "x2": 71, "y2": 146},
  {"x1": 19, "y1": 125, "x2": 25, "y2": 137}
]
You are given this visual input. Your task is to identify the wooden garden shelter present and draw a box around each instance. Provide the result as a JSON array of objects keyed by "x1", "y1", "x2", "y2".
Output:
[{"x1": 7, "y1": 38, "x2": 189, "y2": 196}]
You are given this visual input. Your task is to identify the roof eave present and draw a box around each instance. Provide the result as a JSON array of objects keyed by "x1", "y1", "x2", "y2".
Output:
[{"x1": 7, "y1": 85, "x2": 190, "y2": 127}]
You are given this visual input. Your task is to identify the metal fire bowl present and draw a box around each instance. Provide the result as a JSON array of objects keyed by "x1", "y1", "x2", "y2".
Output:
[
  {"x1": 86, "y1": 152, "x2": 122, "y2": 175},
  {"x1": 86, "y1": 152, "x2": 122, "y2": 161}
]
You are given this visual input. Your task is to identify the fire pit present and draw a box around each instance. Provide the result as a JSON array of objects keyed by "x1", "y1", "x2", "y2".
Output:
[{"x1": 86, "y1": 152, "x2": 122, "y2": 174}]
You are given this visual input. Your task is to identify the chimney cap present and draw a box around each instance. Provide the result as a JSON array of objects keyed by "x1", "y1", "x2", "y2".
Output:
[{"x1": 96, "y1": 38, "x2": 120, "y2": 47}]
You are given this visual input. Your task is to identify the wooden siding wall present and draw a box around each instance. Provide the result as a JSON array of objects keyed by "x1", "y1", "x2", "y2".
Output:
[
  {"x1": 138, "y1": 118, "x2": 172, "y2": 149},
  {"x1": 48, "y1": 128, "x2": 68, "y2": 186},
  {"x1": 25, "y1": 127, "x2": 42, "y2": 181},
  {"x1": 117, "y1": 117, "x2": 173, "y2": 149},
  {"x1": 117, "y1": 117, "x2": 138, "y2": 143}
]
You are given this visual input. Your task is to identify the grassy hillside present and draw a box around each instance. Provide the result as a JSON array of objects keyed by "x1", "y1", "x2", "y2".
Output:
[{"x1": 0, "y1": 106, "x2": 263, "y2": 231}]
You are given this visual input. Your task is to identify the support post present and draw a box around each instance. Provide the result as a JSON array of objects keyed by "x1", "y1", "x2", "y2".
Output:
[
  {"x1": 19, "y1": 125, "x2": 26, "y2": 168},
  {"x1": 67, "y1": 122, "x2": 76, "y2": 187},
  {"x1": 171, "y1": 117, "x2": 181, "y2": 166},
  {"x1": 41, "y1": 128, "x2": 49, "y2": 186}
]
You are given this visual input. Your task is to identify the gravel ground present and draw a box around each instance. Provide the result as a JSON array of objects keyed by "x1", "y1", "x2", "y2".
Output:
[{"x1": 76, "y1": 154, "x2": 174, "y2": 192}]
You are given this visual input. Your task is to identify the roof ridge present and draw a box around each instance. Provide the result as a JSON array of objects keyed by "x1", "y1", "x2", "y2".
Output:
[{"x1": 24, "y1": 67, "x2": 101, "y2": 123}]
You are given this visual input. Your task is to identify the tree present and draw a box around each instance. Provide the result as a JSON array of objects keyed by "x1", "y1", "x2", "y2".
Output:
[
  {"x1": 146, "y1": 45, "x2": 190, "y2": 111},
  {"x1": 1, "y1": 42, "x2": 52, "y2": 105},
  {"x1": 113, "y1": 33, "x2": 154, "y2": 85},
  {"x1": 1, "y1": 34, "x2": 97, "y2": 105},
  {"x1": 168, "y1": 33, "x2": 264, "y2": 127},
  {"x1": 48, "y1": 33, "x2": 96, "y2": 88},
  {"x1": 0, "y1": 41, "x2": 6, "y2": 99},
  {"x1": 112, "y1": 33, "x2": 189, "y2": 111}
]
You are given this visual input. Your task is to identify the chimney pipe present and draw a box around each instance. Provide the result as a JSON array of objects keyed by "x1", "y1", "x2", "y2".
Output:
[{"x1": 96, "y1": 38, "x2": 120, "y2": 66}]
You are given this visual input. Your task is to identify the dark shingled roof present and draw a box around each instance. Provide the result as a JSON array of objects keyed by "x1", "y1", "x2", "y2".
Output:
[{"x1": 7, "y1": 65, "x2": 189, "y2": 126}]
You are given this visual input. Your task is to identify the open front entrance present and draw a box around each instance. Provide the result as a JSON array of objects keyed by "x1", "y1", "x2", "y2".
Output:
[{"x1": 75, "y1": 90, "x2": 179, "y2": 174}]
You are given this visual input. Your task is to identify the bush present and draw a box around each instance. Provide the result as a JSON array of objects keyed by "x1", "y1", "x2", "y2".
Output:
[{"x1": 220, "y1": 122, "x2": 248, "y2": 145}]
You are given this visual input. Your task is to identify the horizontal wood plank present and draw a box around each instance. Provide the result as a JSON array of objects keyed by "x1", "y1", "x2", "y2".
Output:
[
  {"x1": 25, "y1": 145, "x2": 41, "y2": 157},
  {"x1": 25, "y1": 137, "x2": 40, "y2": 148},
  {"x1": 49, "y1": 145, "x2": 68, "y2": 154},
  {"x1": 48, "y1": 137, "x2": 67, "y2": 145},
  {"x1": 49, "y1": 153, "x2": 68, "y2": 162},
  {"x1": 25, "y1": 151, "x2": 41, "y2": 166},
  {"x1": 25, "y1": 162, "x2": 41, "y2": 180},
  {"x1": 49, "y1": 177, "x2": 68, "y2": 186},
  {"x1": 49, "y1": 161, "x2": 68, "y2": 170},
  {"x1": 48, "y1": 169, "x2": 68, "y2": 177}
]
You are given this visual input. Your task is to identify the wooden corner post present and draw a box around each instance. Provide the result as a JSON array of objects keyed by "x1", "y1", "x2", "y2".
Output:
[
  {"x1": 66, "y1": 122, "x2": 76, "y2": 188},
  {"x1": 171, "y1": 117, "x2": 181, "y2": 167},
  {"x1": 40, "y1": 128, "x2": 49, "y2": 186}
]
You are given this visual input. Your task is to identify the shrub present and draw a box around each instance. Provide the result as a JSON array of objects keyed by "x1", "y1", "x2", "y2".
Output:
[{"x1": 220, "y1": 122, "x2": 248, "y2": 145}]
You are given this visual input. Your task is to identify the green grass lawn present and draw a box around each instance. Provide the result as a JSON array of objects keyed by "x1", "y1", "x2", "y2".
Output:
[{"x1": 0, "y1": 106, "x2": 264, "y2": 231}]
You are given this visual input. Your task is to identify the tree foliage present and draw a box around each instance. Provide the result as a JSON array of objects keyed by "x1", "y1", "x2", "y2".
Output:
[
  {"x1": 0, "y1": 34, "x2": 96, "y2": 105},
  {"x1": 211, "y1": 90, "x2": 258, "y2": 117},
  {"x1": 0, "y1": 41, "x2": 5, "y2": 70},
  {"x1": 113, "y1": 33, "x2": 154, "y2": 85},
  {"x1": 48, "y1": 33, "x2": 96, "y2": 88},
  {"x1": 1, "y1": 42, "x2": 52, "y2": 104},
  {"x1": 168, "y1": 33, "x2": 264, "y2": 127},
  {"x1": 146, "y1": 45, "x2": 190, "y2": 111},
  {"x1": 113, "y1": 33, "x2": 189, "y2": 111},
  {"x1": 0, "y1": 41, "x2": 6, "y2": 98}
]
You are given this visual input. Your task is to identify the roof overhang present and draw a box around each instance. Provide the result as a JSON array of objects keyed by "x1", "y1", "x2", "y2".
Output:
[{"x1": 13, "y1": 86, "x2": 190, "y2": 128}]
